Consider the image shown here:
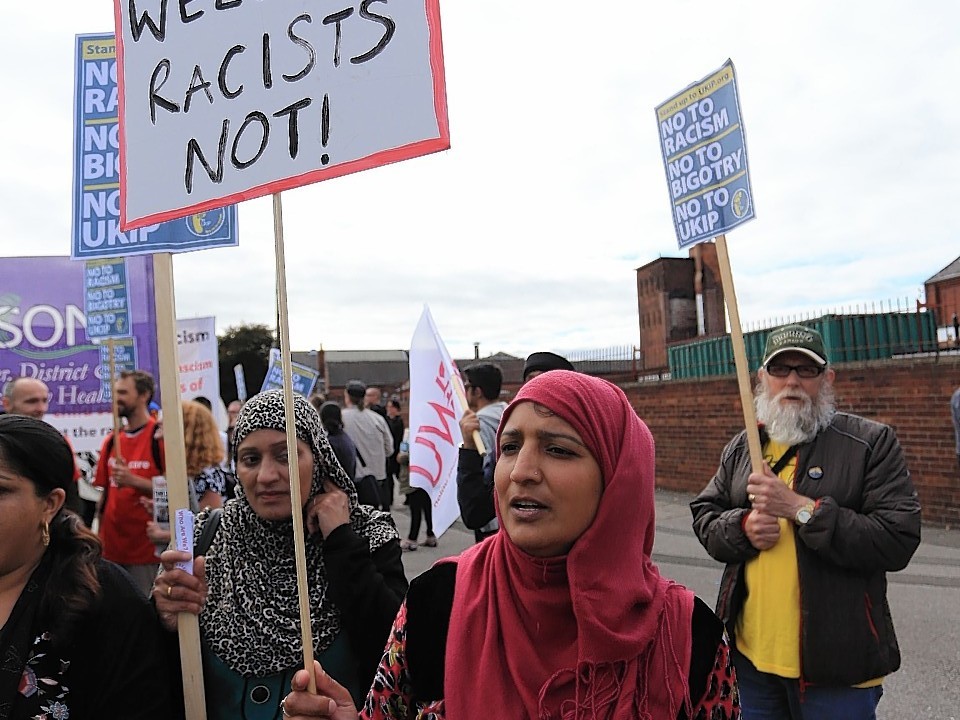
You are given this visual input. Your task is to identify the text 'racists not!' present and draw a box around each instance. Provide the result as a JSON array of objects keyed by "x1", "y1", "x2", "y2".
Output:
[{"x1": 127, "y1": 0, "x2": 395, "y2": 195}]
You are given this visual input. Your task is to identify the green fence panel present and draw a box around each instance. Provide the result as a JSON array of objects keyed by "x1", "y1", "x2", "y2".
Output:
[{"x1": 667, "y1": 312, "x2": 938, "y2": 378}]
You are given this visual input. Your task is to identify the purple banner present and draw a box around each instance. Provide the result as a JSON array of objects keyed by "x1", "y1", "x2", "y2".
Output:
[{"x1": 0, "y1": 255, "x2": 160, "y2": 414}]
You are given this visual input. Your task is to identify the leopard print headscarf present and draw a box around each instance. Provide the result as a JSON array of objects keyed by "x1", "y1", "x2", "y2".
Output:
[{"x1": 197, "y1": 389, "x2": 398, "y2": 677}]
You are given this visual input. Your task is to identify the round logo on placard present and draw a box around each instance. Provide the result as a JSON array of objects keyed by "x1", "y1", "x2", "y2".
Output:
[
  {"x1": 731, "y1": 189, "x2": 751, "y2": 219},
  {"x1": 185, "y1": 209, "x2": 226, "y2": 238}
]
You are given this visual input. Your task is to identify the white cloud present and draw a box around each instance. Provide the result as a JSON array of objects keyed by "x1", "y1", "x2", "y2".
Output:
[{"x1": 0, "y1": 0, "x2": 957, "y2": 360}]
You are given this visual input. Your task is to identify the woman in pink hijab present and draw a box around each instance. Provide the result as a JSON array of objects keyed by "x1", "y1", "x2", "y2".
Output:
[{"x1": 283, "y1": 371, "x2": 739, "y2": 719}]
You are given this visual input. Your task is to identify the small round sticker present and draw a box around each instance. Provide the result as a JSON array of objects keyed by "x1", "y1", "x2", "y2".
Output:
[{"x1": 808, "y1": 466, "x2": 824, "y2": 479}]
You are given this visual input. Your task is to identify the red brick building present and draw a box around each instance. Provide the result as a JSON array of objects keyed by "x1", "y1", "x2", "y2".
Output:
[
  {"x1": 924, "y1": 255, "x2": 960, "y2": 345},
  {"x1": 635, "y1": 241, "x2": 726, "y2": 372}
]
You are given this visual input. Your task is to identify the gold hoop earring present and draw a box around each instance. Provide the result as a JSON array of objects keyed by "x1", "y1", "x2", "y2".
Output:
[{"x1": 41, "y1": 520, "x2": 50, "y2": 547}]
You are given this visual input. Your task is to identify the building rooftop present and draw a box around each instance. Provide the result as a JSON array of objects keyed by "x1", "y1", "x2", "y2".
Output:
[{"x1": 926, "y1": 255, "x2": 960, "y2": 284}]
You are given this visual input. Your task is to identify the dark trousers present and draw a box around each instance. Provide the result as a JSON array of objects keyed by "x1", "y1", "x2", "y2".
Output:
[
  {"x1": 407, "y1": 488, "x2": 434, "y2": 541},
  {"x1": 732, "y1": 648, "x2": 882, "y2": 720},
  {"x1": 377, "y1": 475, "x2": 394, "y2": 511}
]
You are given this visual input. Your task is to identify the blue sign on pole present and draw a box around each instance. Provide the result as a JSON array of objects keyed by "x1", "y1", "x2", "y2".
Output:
[
  {"x1": 260, "y1": 358, "x2": 319, "y2": 398},
  {"x1": 655, "y1": 60, "x2": 755, "y2": 249},
  {"x1": 234, "y1": 364, "x2": 248, "y2": 402},
  {"x1": 71, "y1": 33, "x2": 239, "y2": 260},
  {"x1": 99, "y1": 338, "x2": 139, "y2": 401},
  {"x1": 84, "y1": 258, "x2": 132, "y2": 339}
]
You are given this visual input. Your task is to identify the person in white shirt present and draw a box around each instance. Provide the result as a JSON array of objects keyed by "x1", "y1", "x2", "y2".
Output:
[{"x1": 342, "y1": 380, "x2": 394, "y2": 511}]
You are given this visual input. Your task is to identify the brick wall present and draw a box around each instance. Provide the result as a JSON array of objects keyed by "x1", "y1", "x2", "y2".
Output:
[{"x1": 622, "y1": 356, "x2": 960, "y2": 526}]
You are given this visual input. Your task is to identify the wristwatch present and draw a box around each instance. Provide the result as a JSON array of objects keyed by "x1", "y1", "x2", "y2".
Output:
[{"x1": 795, "y1": 501, "x2": 816, "y2": 525}]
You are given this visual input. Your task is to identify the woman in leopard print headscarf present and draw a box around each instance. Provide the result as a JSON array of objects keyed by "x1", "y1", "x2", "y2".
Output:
[{"x1": 154, "y1": 390, "x2": 407, "y2": 716}]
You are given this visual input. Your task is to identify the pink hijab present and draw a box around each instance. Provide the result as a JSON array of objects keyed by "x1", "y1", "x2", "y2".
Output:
[{"x1": 446, "y1": 371, "x2": 694, "y2": 719}]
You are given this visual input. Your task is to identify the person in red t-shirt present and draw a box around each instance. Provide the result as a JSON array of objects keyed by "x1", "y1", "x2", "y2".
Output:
[{"x1": 94, "y1": 370, "x2": 164, "y2": 597}]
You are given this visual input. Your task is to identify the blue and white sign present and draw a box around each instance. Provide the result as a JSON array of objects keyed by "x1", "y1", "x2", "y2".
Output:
[
  {"x1": 260, "y1": 357, "x2": 319, "y2": 398},
  {"x1": 234, "y1": 364, "x2": 247, "y2": 403},
  {"x1": 84, "y1": 258, "x2": 131, "y2": 338},
  {"x1": 656, "y1": 60, "x2": 755, "y2": 249},
  {"x1": 99, "y1": 337, "x2": 139, "y2": 401},
  {"x1": 71, "y1": 33, "x2": 239, "y2": 259}
]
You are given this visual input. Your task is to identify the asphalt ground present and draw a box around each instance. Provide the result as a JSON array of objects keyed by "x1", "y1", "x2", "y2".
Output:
[{"x1": 388, "y1": 487, "x2": 960, "y2": 720}]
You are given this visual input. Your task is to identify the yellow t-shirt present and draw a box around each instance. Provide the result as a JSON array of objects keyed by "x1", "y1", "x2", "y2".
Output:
[
  {"x1": 736, "y1": 440, "x2": 802, "y2": 678},
  {"x1": 736, "y1": 441, "x2": 884, "y2": 688}
]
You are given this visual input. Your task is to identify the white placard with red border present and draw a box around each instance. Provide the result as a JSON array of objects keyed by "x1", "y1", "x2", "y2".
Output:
[{"x1": 115, "y1": 0, "x2": 449, "y2": 230}]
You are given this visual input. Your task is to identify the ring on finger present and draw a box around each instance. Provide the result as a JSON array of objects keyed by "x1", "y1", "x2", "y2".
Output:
[
  {"x1": 748, "y1": 493, "x2": 757, "y2": 503},
  {"x1": 167, "y1": 584, "x2": 174, "y2": 598},
  {"x1": 280, "y1": 698, "x2": 291, "y2": 718}
]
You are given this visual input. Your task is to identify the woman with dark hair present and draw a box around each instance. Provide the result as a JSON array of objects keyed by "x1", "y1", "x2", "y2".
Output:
[
  {"x1": 154, "y1": 390, "x2": 406, "y2": 718},
  {"x1": 0, "y1": 414, "x2": 172, "y2": 719},
  {"x1": 320, "y1": 401, "x2": 358, "y2": 481},
  {"x1": 282, "y1": 371, "x2": 739, "y2": 719},
  {"x1": 145, "y1": 400, "x2": 229, "y2": 547}
]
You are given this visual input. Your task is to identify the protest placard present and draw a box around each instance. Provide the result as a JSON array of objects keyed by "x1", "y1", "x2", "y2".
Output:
[
  {"x1": 115, "y1": 0, "x2": 449, "y2": 229},
  {"x1": 99, "y1": 337, "x2": 138, "y2": 401},
  {"x1": 152, "y1": 475, "x2": 169, "y2": 558},
  {"x1": 260, "y1": 355, "x2": 319, "y2": 397},
  {"x1": 177, "y1": 316, "x2": 227, "y2": 428},
  {"x1": 655, "y1": 60, "x2": 763, "y2": 474},
  {"x1": 656, "y1": 60, "x2": 755, "y2": 250},
  {"x1": 0, "y1": 255, "x2": 160, "y2": 450},
  {"x1": 84, "y1": 258, "x2": 132, "y2": 338},
  {"x1": 234, "y1": 363, "x2": 247, "y2": 402},
  {"x1": 73, "y1": 33, "x2": 238, "y2": 258}
]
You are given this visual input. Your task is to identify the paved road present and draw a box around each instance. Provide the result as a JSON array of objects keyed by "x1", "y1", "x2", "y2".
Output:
[{"x1": 389, "y1": 489, "x2": 960, "y2": 720}]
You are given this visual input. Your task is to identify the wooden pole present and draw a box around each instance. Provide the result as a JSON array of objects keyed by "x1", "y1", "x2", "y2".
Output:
[
  {"x1": 714, "y1": 235, "x2": 764, "y2": 475},
  {"x1": 108, "y1": 338, "x2": 121, "y2": 461},
  {"x1": 450, "y1": 375, "x2": 486, "y2": 455},
  {"x1": 272, "y1": 192, "x2": 317, "y2": 694},
  {"x1": 153, "y1": 252, "x2": 208, "y2": 720}
]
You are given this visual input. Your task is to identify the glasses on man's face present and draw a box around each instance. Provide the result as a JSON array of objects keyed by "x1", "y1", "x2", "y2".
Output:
[
  {"x1": 463, "y1": 383, "x2": 475, "y2": 391},
  {"x1": 765, "y1": 363, "x2": 824, "y2": 379}
]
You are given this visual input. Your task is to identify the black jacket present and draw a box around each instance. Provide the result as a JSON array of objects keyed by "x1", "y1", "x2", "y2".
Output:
[{"x1": 690, "y1": 413, "x2": 921, "y2": 685}]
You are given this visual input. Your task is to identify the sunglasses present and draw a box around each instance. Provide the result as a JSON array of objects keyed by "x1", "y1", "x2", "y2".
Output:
[{"x1": 765, "y1": 363, "x2": 825, "y2": 379}]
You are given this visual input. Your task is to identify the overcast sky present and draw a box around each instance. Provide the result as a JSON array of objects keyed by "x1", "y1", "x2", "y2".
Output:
[{"x1": 1, "y1": 1, "x2": 956, "y2": 359}]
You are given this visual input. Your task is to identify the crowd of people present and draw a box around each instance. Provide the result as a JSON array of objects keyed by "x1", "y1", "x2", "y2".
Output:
[{"x1": 0, "y1": 327, "x2": 930, "y2": 719}]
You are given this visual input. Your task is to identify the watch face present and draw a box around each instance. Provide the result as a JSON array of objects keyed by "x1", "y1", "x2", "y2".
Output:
[{"x1": 796, "y1": 509, "x2": 812, "y2": 524}]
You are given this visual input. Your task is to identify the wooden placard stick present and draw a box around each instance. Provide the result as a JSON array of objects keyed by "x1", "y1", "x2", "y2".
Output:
[
  {"x1": 715, "y1": 234, "x2": 764, "y2": 475},
  {"x1": 107, "y1": 338, "x2": 122, "y2": 461},
  {"x1": 450, "y1": 375, "x2": 486, "y2": 455},
  {"x1": 272, "y1": 192, "x2": 317, "y2": 694},
  {"x1": 153, "y1": 252, "x2": 208, "y2": 720}
]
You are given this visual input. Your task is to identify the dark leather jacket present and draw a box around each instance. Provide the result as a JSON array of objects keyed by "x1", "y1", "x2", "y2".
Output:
[{"x1": 690, "y1": 412, "x2": 921, "y2": 686}]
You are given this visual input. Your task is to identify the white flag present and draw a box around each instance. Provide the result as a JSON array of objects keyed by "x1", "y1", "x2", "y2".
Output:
[{"x1": 408, "y1": 306, "x2": 464, "y2": 536}]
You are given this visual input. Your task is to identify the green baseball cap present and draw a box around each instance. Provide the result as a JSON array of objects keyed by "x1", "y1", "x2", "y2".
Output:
[{"x1": 762, "y1": 324, "x2": 828, "y2": 367}]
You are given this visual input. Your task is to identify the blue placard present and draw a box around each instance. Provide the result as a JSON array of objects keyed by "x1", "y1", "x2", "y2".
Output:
[
  {"x1": 260, "y1": 358, "x2": 319, "y2": 398},
  {"x1": 71, "y1": 33, "x2": 239, "y2": 260},
  {"x1": 234, "y1": 364, "x2": 248, "y2": 402},
  {"x1": 656, "y1": 60, "x2": 755, "y2": 249},
  {"x1": 99, "y1": 338, "x2": 139, "y2": 401},
  {"x1": 84, "y1": 258, "x2": 131, "y2": 338}
]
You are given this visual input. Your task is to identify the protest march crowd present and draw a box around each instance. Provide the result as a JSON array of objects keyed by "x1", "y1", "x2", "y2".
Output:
[{"x1": 0, "y1": 324, "x2": 924, "y2": 720}]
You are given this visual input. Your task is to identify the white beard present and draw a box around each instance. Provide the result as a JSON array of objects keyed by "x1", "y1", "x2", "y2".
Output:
[{"x1": 755, "y1": 379, "x2": 836, "y2": 446}]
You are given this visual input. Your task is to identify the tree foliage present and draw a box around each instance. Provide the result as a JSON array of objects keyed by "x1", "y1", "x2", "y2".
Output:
[{"x1": 218, "y1": 323, "x2": 275, "y2": 403}]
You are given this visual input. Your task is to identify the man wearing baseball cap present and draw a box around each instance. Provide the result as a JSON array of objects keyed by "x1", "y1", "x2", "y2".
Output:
[{"x1": 691, "y1": 324, "x2": 920, "y2": 718}]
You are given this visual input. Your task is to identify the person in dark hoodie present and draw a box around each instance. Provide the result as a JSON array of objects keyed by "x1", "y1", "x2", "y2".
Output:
[{"x1": 320, "y1": 402, "x2": 358, "y2": 481}]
